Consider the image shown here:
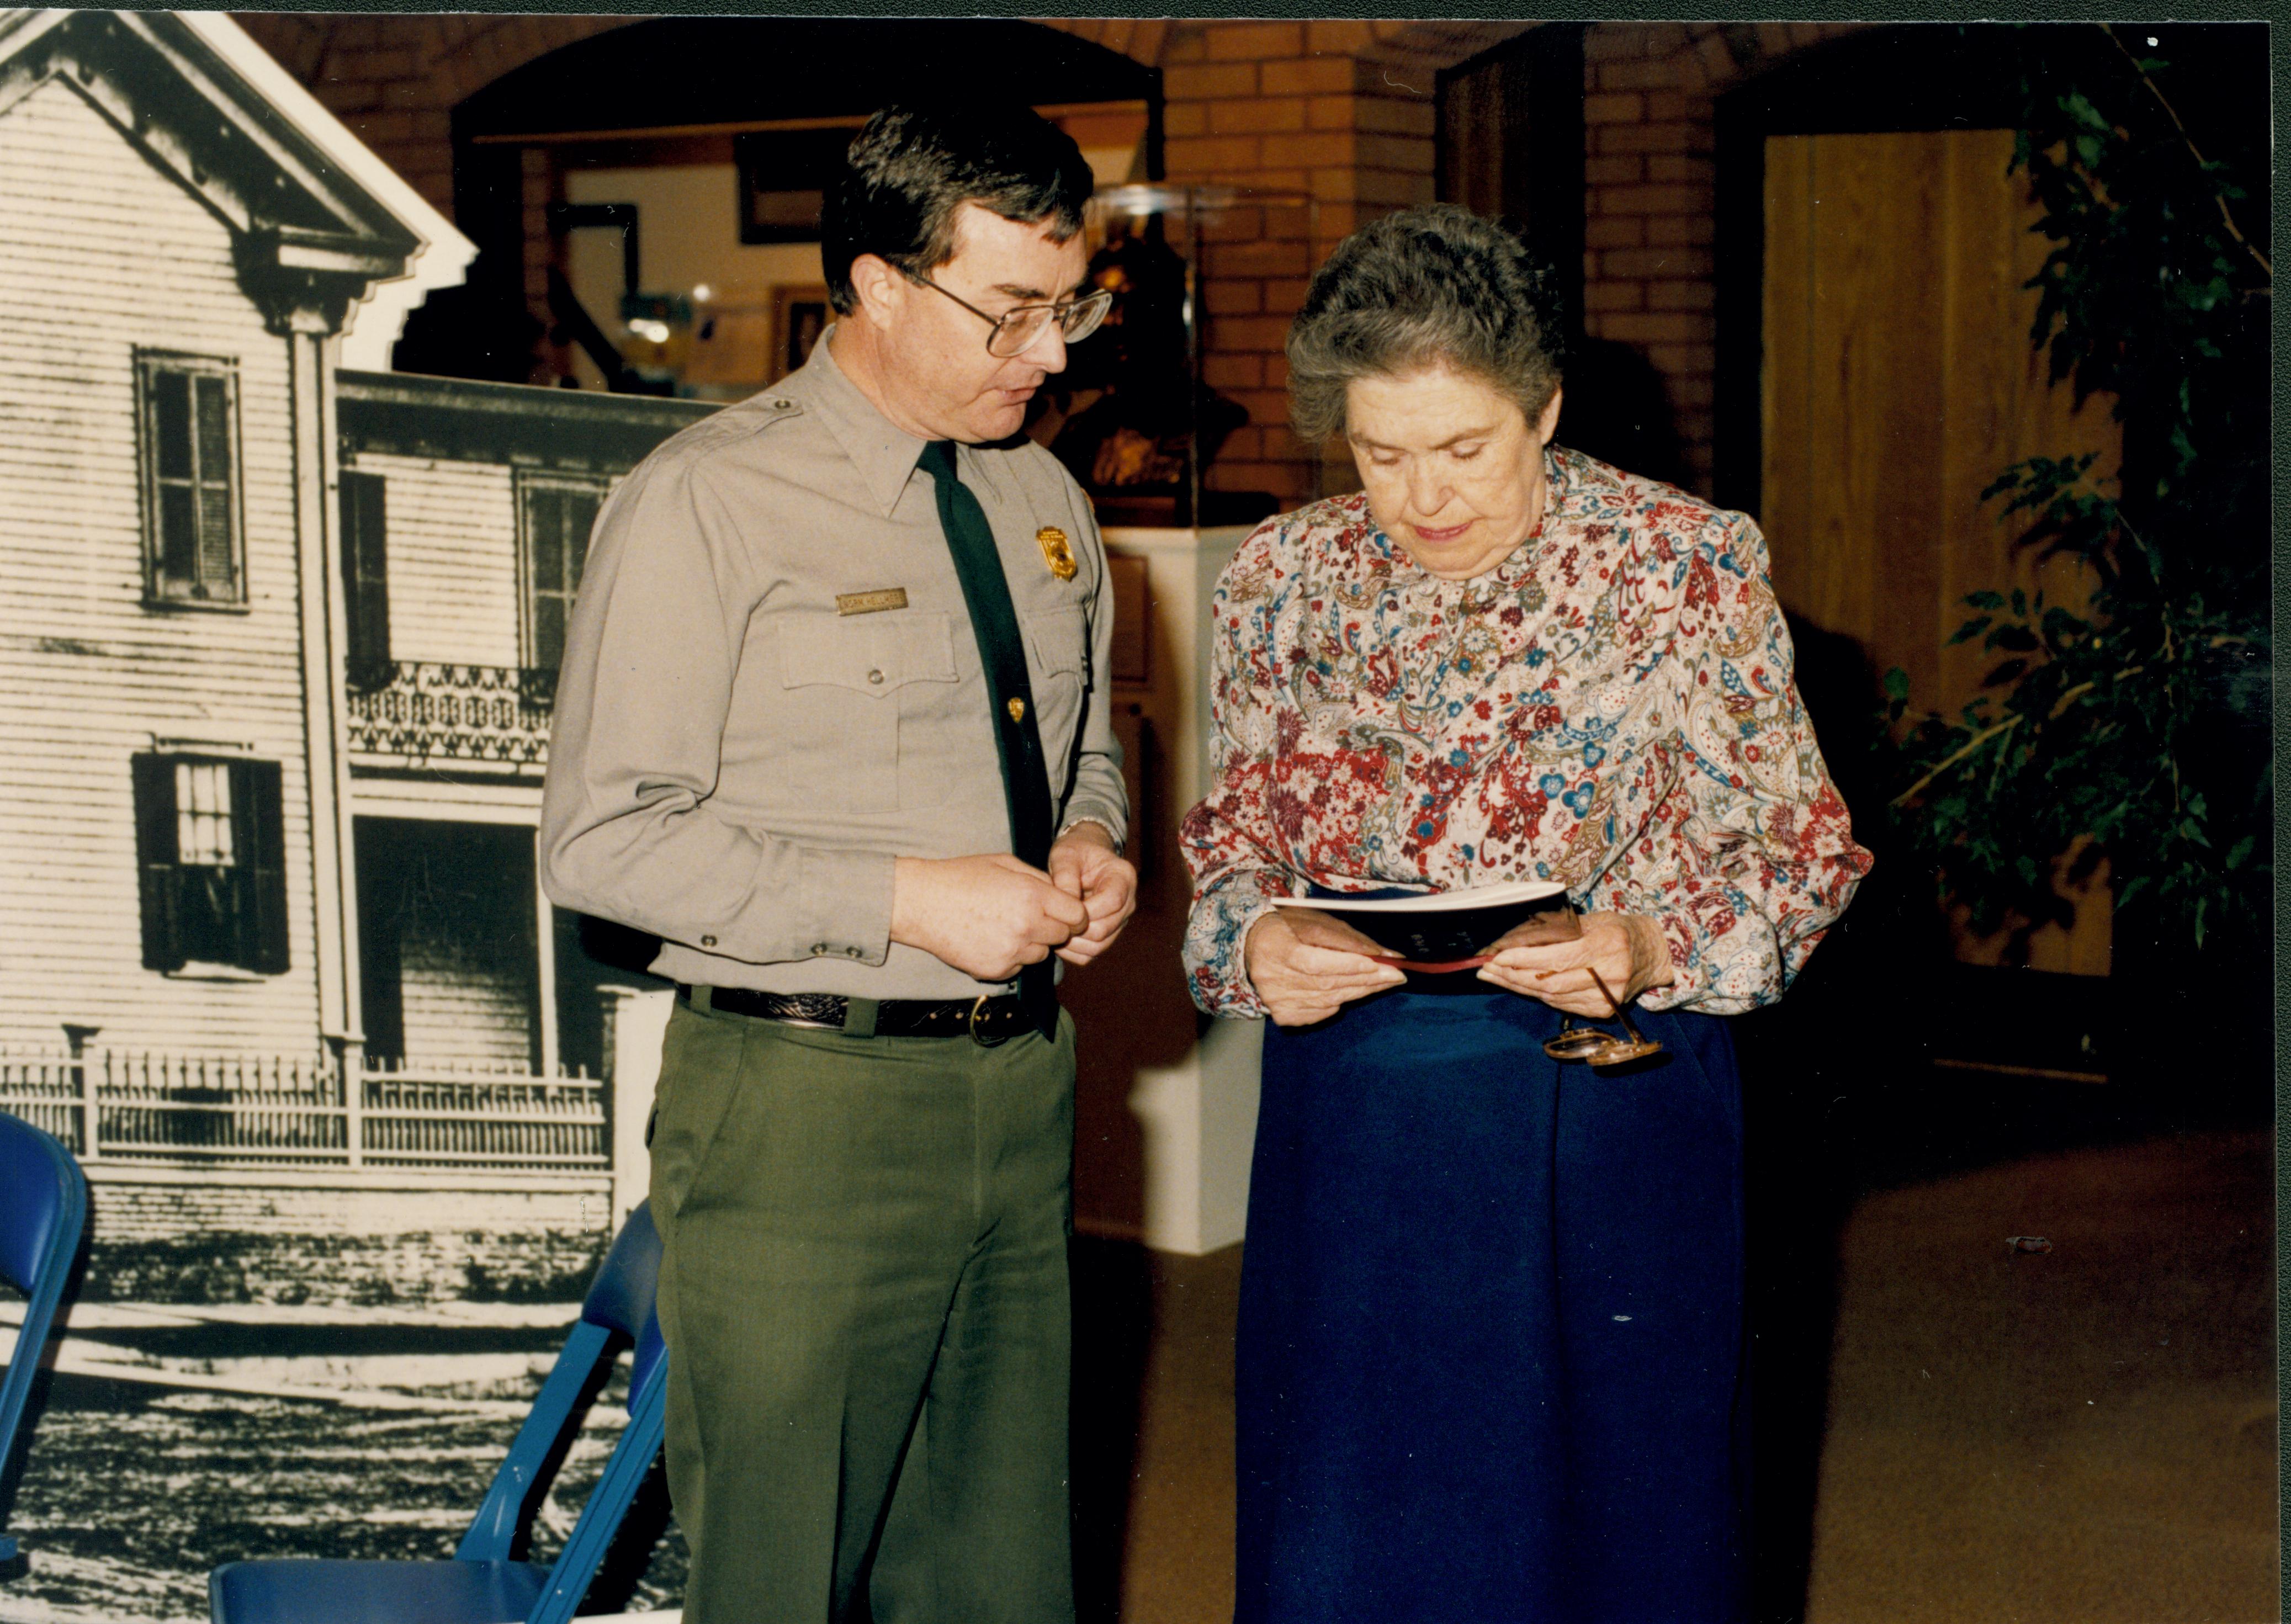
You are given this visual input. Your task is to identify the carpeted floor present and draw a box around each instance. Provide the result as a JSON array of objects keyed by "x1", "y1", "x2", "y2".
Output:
[{"x1": 1075, "y1": 1126, "x2": 2277, "y2": 1624}]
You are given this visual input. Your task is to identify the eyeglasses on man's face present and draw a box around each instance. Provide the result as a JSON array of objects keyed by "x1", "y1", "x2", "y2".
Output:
[{"x1": 908, "y1": 273, "x2": 1113, "y2": 359}]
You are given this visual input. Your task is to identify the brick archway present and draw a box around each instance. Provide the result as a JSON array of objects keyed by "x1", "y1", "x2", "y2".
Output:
[{"x1": 224, "y1": 12, "x2": 1862, "y2": 500}]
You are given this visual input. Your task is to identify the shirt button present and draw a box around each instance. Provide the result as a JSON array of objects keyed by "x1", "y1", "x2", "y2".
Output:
[
  {"x1": 844, "y1": 946, "x2": 863, "y2": 958},
  {"x1": 810, "y1": 943, "x2": 828, "y2": 954},
  {"x1": 868, "y1": 668, "x2": 885, "y2": 685},
  {"x1": 701, "y1": 935, "x2": 717, "y2": 948}
]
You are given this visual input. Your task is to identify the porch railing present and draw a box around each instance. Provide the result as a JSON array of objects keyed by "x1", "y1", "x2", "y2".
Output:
[
  {"x1": 363, "y1": 1059, "x2": 606, "y2": 1167},
  {"x1": 344, "y1": 662, "x2": 555, "y2": 768},
  {"x1": 0, "y1": 1048, "x2": 606, "y2": 1171}
]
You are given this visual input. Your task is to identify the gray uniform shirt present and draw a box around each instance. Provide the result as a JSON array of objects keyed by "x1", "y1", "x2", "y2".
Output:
[{"x1": 538, "y1": 335, "x2": 1128, "y2": 999}]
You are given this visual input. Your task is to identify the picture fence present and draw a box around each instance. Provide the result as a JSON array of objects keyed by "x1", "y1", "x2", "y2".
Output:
[{"x1": 0, "y1": 1047, "x2": 607, "y2": 1170}]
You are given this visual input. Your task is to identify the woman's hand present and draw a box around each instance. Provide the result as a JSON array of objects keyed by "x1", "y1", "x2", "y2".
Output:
[
  {"x1": 1243, "y1": 908, "x2": 1409, "y2": 1027},
  {"x1": 1476, "y1": 911, "x2": 1675, "y2": 1016}
]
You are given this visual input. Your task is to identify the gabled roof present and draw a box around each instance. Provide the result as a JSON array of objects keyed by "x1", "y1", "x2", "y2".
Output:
[{"x1": 0, "y1": 8, "x2": 473, "y2": 366}]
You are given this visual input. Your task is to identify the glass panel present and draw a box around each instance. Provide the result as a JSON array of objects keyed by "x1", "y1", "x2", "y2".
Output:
[
  {"x1": 194, "y1": 374, "x2": 231, "y2": 483},
  {"x1": 159, "y1": 484, "x2": 198, "y2": 586},
  {"x1": 197, "y1": 486, "x2": 234, "y2": 589},
  {"x1": 178, "y1": 865, "x2": 237, "y2": 964},
  {"x1": 174, "y1": 763, "x2": 235, "y2": 866},
  {"x1": 533, "y1": 598, "x2": 566, "y2": 673},
  {"x1": 565, "y1": 493, "x2": 599, "y2": 592},
  {"x1": 531, "y1": 491, "x2": 564, "y2": 592},
  {"x1": 152, "y1": 370, "x2": 192, "y2": 480}
]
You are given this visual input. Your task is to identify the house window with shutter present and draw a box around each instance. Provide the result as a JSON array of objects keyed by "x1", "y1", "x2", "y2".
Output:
[
  {"x1": 132, "y1": 753, "x2": 289, "y2": 975},
  {"x1": 136, "y1": 352, "x2": 245, "y2": 606},
  {"x1": 340, "y1": 469, "x2": 392, "y2": 688},
  {"x1": 518, "y1": 473, "x2": 605, "y2": 673}
]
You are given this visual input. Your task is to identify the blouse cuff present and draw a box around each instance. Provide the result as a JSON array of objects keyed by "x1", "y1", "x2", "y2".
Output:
[
  {"x1": 1184, "y1": 884, "x2": 1282, "y2": 1018},
  {"x1": 1634, "y1": 910, "x2": 1711, "y2": 1013},
  {"x1": 1636, "y1": 889, "x2": 1790, "y2": 1016}
]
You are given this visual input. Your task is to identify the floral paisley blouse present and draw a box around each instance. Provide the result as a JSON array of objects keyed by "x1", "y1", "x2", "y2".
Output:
[{"x1": 1179, "y1": 446, "x2": 1874, "y2": 1020}]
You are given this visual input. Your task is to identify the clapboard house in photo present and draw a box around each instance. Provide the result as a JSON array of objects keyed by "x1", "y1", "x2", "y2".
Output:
[
  {"x1": 0, "y1": 8, "x2": 709, "y2": 1285},
  {"x1": 333, "y1": 372, "x2": 712, "y2": 1090}
]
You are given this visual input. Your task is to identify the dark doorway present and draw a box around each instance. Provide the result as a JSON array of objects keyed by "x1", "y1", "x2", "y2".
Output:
[{"x1": 354, "y1": 818, "x2": 541, "y2": 1071}]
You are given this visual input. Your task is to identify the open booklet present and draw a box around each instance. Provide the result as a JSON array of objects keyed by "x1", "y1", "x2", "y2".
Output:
[{"x1": 1267, "y1": 879, "x2": 1578, "y2": 972}]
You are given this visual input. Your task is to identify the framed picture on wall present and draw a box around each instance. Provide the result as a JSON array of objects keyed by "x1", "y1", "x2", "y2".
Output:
[
  {"x1": 771, "y1": 285, "x2": 832, "y2": 383},
  {"x1": 734, "y1": 125, "x2": 858, "y2": 244}
]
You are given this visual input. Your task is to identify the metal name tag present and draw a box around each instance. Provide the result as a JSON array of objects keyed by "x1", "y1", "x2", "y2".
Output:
[{"x1": 836, "y1": 588, "x2": 910, "y2": 616}]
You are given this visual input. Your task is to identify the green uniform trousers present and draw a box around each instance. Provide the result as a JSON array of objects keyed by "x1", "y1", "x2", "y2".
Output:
[{"x1": 648, "y1": 994, "x2": 1076, "y2": 1624}]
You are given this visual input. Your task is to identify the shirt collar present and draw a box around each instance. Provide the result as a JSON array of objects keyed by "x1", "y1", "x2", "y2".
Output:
[{"x1": 793, "y1": 328, "x2": 932, "y2": 518}]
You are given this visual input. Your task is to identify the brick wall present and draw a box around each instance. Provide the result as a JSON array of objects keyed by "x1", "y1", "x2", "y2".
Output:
[
  {"x1": 1158, "y1": 20, "x2": 1453, "y2": 503},
  {"x1": 230, "y1": 13, "x2": 629, "y2": 213},
  {"x1": 228, "y1": 15, "x2": 1534, "y2": 506},
  {"x1": 226, "y1": 15, "x2": 1860, "y2": 505}
]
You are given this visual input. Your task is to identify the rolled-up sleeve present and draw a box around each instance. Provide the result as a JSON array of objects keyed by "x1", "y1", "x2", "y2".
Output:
[
  {"x1": 1055, "y1": 497, "x2": 1130, "y2": 852},
  {"x1": 1595, "y1": 513, "x2": 1873, "y2": 1015},
  {"x1": 1178, "y1": 536, "x2": 1303, "y2": 1018},
  {"x1": 538, "y1": 453, "x2": 897, "y2": 966}
]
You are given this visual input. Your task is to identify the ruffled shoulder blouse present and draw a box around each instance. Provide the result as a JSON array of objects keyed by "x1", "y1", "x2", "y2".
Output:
[{"x1": 1179, "y1": 445, "x2": 1874, "y2": 1018}]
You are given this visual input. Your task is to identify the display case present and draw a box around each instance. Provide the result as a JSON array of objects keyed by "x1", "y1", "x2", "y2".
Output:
[{"x1": 1028, "y1": 182, "x2": 1313, "y2": 529}]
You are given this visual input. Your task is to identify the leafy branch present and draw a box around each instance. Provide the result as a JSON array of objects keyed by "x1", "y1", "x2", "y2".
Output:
[
  {"x1": 1877, "y1": 26, "x2": 2270, "y2": 954},
  {"x1": 2096, "y1": 23, "x2": 2271, "y2": 280}
]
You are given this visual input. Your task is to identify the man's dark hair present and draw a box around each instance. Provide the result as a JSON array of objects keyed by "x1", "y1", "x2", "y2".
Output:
[{"x1": 822, "y1": 101, "x2": 1095, "y2": 316}]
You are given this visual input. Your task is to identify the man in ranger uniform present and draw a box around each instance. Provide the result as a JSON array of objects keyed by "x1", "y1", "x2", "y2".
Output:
[{"x1": 539, "y1": 100, "x2": 1136, "y2": 1624}]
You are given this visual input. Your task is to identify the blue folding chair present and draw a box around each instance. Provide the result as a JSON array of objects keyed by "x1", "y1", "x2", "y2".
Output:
[
  {"x1": 210, "y1": 1201, "x2": 669, "y2": 1624},
  {"x1": 0, "y1": 1112, "x2": 88, "y2": 1574}
]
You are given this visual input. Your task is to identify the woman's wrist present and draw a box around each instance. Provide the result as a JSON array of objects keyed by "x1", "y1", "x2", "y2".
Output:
[
  {"x1": 1625, "y1": 912, "x2": 1678, "y2": 999},
  {"x1": 1238, "y1": 905, "x2": 1286, "y2": 989}
]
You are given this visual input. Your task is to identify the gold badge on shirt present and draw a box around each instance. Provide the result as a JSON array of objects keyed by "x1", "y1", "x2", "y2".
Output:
[{"x1": 1036, "y1": 527, "x2": 1078, "y2": 582}]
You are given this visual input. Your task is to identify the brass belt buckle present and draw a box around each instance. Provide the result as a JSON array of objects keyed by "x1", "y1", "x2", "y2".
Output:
[{"x1": 968, "y1": 994, "x2": 1009, "y2": 1048}]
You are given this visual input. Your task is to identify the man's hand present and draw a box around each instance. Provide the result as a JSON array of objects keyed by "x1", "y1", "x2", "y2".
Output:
[
  {"x1": 1243, "y1": 907, "x2": 1408, "y2": 1027},
  {"x1": 890, "y1": 853, "x2": 1090, "y2": 983},
  {"x1": 1047, "y1": 824, "x2": 1138, "y2": 967},
  {"x1": 1476, "y1": 911, "x2": 1674, "y2": 1016}
]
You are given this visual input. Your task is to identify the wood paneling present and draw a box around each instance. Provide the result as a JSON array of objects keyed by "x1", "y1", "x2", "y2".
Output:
[{"x1": 1761, "y1": 128, "x2": 2119, "y2": 973}]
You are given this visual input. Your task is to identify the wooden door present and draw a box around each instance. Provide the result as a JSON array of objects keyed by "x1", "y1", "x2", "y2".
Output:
[{"x1": 1760, "y1": 128, "x2": 2118, "y2": 973}]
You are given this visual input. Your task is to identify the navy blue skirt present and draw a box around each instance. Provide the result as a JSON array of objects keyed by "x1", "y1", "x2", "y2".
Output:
[{"x1": 1235, "y1": 984, "x2": 1749, "y2": 1624}]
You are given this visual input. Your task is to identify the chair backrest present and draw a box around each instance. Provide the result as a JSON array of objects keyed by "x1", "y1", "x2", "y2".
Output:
[
  {"x1": 455, "y1": 1202, "x2": 668, "y2": 1622},
  {"x1": 0, "y1": 1115, "x2": 82, "y2": 1298},
  {"x1": 575, "y1": 1198, "x2": 663, "y2": 1398},
  {"x1": 0, "y1": 1114, "x2": 88, "y2": 1562}
]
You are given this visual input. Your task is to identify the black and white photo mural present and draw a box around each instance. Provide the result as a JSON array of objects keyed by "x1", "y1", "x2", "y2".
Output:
[
  {"x1": 0, "y1": 14, "x2": 1206, "y2": 1621},
  {"x1": 0, "y1": 13, "x2": 706, "y2": 1618}
]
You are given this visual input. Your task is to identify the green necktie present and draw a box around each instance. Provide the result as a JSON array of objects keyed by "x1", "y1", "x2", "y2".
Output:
[{"x1": 919, "y1": 440, "x2": 1059, "y2": 1037}]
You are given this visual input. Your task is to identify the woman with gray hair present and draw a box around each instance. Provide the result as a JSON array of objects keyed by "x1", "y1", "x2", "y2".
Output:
[{"x1": 1180, "y1": 206, "x2": 1871, "y2": 1622}]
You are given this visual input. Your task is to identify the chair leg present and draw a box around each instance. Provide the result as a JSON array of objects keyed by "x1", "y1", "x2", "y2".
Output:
[{"x1": 523, "y1": 1375, "x2": 669, "y2": 1624}]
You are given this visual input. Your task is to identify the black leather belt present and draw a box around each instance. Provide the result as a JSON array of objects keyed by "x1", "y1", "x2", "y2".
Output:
[{"x1": 677, "y1": 984, "x2": 1033, "y2": 1045}]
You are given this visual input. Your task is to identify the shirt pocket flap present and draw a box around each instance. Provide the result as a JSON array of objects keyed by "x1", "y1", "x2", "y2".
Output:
[
  {"x1": 778, "y1": 612, "x2": 956, "y2": 696},
  {"x1": 1023, "y1": 605, "x2": 1089, "y2": 677}
]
